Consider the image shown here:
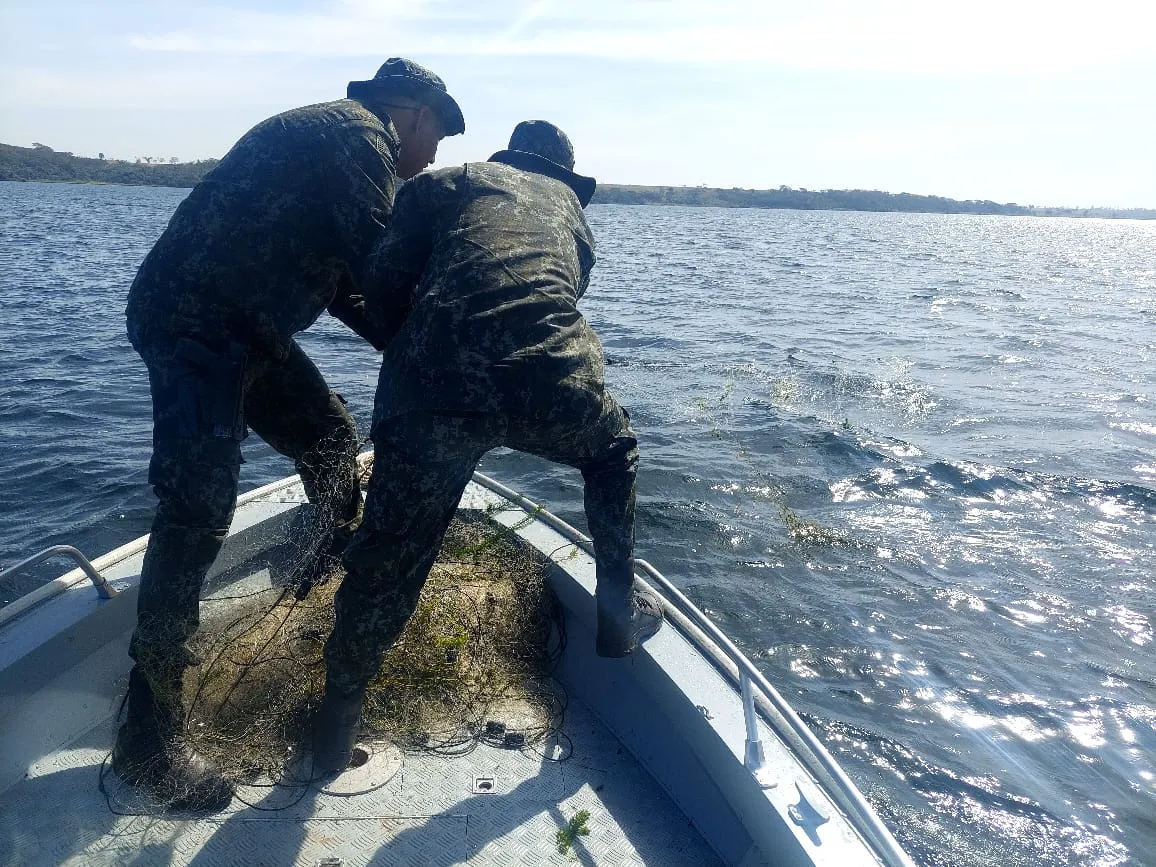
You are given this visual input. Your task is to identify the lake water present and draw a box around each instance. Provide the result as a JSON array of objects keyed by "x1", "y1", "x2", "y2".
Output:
[{"x1": 1, "y1": 180, "x2": 1153, "y2": 866}]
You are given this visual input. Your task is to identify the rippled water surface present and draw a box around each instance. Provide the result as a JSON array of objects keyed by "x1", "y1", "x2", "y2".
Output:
[{"x1": 1, "y1": 181, "x2": 1154, "y2": 865}]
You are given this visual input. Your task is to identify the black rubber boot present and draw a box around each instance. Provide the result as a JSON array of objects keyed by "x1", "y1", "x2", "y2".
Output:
[
  {"x1": 111, "y1": 666, "x2": 234, "y2": 812},
  {"x1": 596, "y1": 585, "x2": 664, "y2": 658},
  {"x1": 312, "y1": 681, "x2": 367, "y2": 773}
]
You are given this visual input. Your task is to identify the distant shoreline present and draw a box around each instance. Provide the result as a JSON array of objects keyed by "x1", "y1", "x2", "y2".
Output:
[
  {"x1": 593, "y1": 184, "x2": 1155, "y2": 220},
  {"x1": 1, "y1": 142, "x2": 219, "y2": 190},
  {"x1": 3, "y1": 142, "x2": 1153, "y2": 220}
]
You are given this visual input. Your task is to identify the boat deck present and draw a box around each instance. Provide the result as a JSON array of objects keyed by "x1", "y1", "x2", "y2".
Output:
[
  {"x1": 1, "y1": 667, "x2": 720, "y2": 865},
  {"x1": 1, "y1": 470, "x2": 911, "y2": 867},
  {"x1": 0, "y1": 476, "x2": 722, "y2": 866}
]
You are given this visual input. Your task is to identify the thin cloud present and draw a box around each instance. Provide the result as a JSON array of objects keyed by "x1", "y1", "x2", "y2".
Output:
[
  {"x1": 4, "y1": 0, "x2": 1153, "y2": 204},
  {"x1": 501, "y1": 0, "x2": 554, "y2": 41},
  {"x1": 123, "y1": 0, "x2": 1155, "y2": 74}
]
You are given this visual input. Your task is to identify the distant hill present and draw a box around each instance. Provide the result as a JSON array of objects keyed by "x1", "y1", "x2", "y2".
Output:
[
  {"x1": 593, "y1": 183, "x2": 1156, "y2": 220},
  {"x1": 594, "y1": 183, "x2": 1035, "y2": 215},
  {"x1": 2, "y1": 142, "x2": 1153, "y2": 219},
  {"x1": 0, "y1": 143, "x2": 218, "y2": 188}
]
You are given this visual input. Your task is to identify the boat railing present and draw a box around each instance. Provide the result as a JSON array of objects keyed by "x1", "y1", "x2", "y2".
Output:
[
  {"x1": 471, "y1": 470, "x2": 913, "y2": 867},
  {"x1": 0, "y1": 469, "x2": 909, "y2": 865},
  {"x1": 0, "y1": 473, "x2": 311, "y2": 629},
  {"x1": 0, "y1": 545, "x2": 117, "y2": 601}
]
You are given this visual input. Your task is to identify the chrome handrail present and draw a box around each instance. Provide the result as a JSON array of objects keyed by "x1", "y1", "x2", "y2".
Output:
[
  {"x1": 741, "y1": 671, "x2": 778, "y2": 789},
  {"x1": 630, "y1": 557, "x2": 910, "y2": 865},
  {"x1": 471, "y1": 470, "x2": 913, "y2": 867},
  {"x1": 0, "y1": 545, "x2": 118, "y2": 600}
]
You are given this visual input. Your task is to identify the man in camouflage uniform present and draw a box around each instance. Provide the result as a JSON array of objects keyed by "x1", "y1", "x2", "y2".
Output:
[
  {"x1": 312, "y1": 121, "x2": 662, "y2": 771},
  {"x1": 116, "y1": 58, "x2": 464, "y2": 810}
]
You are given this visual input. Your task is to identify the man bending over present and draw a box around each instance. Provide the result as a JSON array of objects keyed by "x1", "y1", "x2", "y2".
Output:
[
  {"x1": 117, "y1": 58, "x2": 464, "y2": 810},
  {"x1": 313, "y1": 121, "x2": 662, "y2": 772}
]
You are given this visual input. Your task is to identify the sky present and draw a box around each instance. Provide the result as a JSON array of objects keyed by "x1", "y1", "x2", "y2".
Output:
[{"x1": 1, "y1": 0, "x2": 1154, "y2": 208}]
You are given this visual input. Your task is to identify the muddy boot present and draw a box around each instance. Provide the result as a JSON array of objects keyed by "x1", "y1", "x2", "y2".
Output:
[
  {"x1": 312, "y1": 681, "x2": 367, "y2": 773},
  {"x1": 595, "y1": 560, "x2": 664, "y2": 658},
  {"x1": 596, "y1": 587, "x2": 664, "y2": 657},
  {"x1": 112, "y1": 666, "x2": 234, "y2": 812}
]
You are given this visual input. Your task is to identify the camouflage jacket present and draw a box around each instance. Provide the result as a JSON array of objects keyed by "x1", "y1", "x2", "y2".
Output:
[
  {"x1": 364, "y1": 159, "x2": 601, "y2": 418},
  {"x1": 125, "y1": 98, "x2": 399, "y2": 360}
]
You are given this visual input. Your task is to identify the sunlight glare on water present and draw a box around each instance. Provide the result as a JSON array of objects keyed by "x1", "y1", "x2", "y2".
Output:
[{"x1": 1, "y1": 183, "x2": 1153, "y2": 865}]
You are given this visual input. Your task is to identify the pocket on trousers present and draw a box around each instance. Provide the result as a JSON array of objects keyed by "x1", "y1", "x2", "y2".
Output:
[{"x1": 169, "y1": 337, "x2": 250, "y2": 441}]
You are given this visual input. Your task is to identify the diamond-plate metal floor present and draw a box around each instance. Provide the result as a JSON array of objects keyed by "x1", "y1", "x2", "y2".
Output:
[{"x1": 0, "y1": 691, "x2": 722, "y2": 866}]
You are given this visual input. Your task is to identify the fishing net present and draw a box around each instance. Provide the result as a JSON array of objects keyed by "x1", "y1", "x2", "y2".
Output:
[{"x1": 169, "y1": 453, "x2": 568, "y2": 797}]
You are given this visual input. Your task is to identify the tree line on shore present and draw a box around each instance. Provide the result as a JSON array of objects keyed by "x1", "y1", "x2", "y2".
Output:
[
  {"x1": 592, "y1": 184, "x2": 1155, "y2": 219},
  {"x1": 0, "y1": 143, "x2": 219, "y2": 189},
  {"x1": 2, "y1": 142, "x2": 1152, "y2": 220}
]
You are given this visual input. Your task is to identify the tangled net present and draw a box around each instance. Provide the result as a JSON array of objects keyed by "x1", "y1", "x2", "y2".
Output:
[{"x1": 179, "y1": 497, "x2": 567, "y2": 791}]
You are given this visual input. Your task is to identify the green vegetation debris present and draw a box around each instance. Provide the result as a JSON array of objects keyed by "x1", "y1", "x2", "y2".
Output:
[
  {"x1": 183, "y1": 501, "x2": 562, "y2": 779},
  {"x1": 779, "y1": 505, "x2": 850, "y2": 547},
  {"x1": 555, "y1": 808, "x2": 592, "y2": 855},
  {"x1": 772, "y1": 377, "x2": 799, "y2": 406}
]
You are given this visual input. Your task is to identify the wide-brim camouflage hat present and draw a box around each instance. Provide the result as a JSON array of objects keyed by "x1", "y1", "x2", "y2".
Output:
[
  {"x1": 348, "y1": 57, "x2": 465, "y2": 136},
  {"x1": 508, "y1": 120, "x2": 576, "y2": 170},
  {"x1": 489, "y1": 120, "x2": 597, "y2": 207}
]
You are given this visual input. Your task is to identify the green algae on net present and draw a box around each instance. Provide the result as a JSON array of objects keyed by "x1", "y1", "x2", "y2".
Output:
[{"x1": 182, "y1": 512, "x2": 565, "y2": 783}]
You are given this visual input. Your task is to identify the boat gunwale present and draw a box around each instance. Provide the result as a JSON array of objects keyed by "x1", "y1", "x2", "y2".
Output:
[
  {"x1": 470, "y1": 471, "x2": 913, "y2": 867},
  {"x1": 0, "y1": 465, "x2": 912, "y2": 867},
  {"x1": 0, "y1": 473, "x2": 305, "y2": 628}
]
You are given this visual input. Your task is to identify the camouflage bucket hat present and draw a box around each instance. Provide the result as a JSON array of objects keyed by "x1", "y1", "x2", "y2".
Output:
[
  {"x1": 509, "y1": 120, "x2": 576, "y2": 171},
  {"x1": 348, "y1": 57, "x2": 465, "y2": 136},
  {"x1": 489, "y1": 120, "x2": 597, "y2": 207}
]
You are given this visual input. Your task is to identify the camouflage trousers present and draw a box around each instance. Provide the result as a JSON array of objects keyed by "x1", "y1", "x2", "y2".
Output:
[
  {"x1": 323, "y1": 396, "x2": 638, "y2": 694},
  {"x1": 129, "y1": 335, "x2": 361, "y2": 688}
]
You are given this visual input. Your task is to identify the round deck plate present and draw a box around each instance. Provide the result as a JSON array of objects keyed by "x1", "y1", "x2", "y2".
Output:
[{"x1": 314, "y1": 742, "x2": 403, "y2": 796}]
